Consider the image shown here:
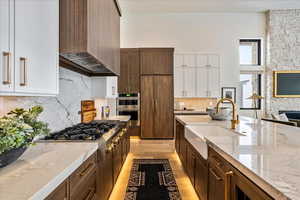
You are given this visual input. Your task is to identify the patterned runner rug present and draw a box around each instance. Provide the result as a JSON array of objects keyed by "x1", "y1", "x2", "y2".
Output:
[{"x1": 125, "y1": 159, "x2": 181, "y2": 200}]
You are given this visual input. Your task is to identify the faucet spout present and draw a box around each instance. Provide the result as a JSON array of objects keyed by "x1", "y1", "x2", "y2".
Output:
[{"x1": 216, "y1": 98, "x2": 238, "y2": 129}]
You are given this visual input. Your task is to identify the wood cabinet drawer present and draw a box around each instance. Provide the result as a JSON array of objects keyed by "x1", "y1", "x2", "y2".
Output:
[
  {"x1": 208, "y1": 147, "x2": 232, "y2": 174},
  {"x1": 45, "y1": 180, "x2": 68, "y2": 200},
  {"x1": 70, "y1": 153, "x2": 97, "y2": 193},
  {"x1": 70, "y1": 168, "x2": 97, "y2": 200}
]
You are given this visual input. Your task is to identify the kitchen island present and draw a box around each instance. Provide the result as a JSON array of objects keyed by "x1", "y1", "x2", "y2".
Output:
[{"x1": 175, "y1": 115, "x2": 300, "y2": 200}]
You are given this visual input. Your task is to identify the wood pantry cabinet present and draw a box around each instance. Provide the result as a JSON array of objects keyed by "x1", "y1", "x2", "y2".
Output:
[
  {"x1": 141, "y1": 75, "x2": 174, "y2": 139},
  {"x1": 175, "y1": 119, "x2": 274, "y2": 200},
  {"x1": 118, "y1": 49, "x2": 140, "y2": 93},
  {"x1": 60, "y1": 0, "x2": 121, "y2": 76},
  {"x1": 140, "y1": 48, "x2": 174, "y2": 75},
  {"x1": 0, "y1": 0, "x2": 59, "y2": 96}
]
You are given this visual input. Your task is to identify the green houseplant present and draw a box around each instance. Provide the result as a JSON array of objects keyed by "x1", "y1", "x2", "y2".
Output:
[{"x1": 0, "y1": 106, "x2": 50, "y2": 167}]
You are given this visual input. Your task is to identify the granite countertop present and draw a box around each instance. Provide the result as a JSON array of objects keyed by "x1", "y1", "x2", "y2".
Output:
[
  {"x1": 175, "y1": 115, "x2": 300, "y2": 200},
  {"x1": 0, "y1": 142, "x2": 98, "y2": 200}
]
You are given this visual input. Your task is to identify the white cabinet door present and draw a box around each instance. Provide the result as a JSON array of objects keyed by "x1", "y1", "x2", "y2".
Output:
[
  {"x1": 207, "y1": 66, "x2": 220, "y2": 97},
  {"x1": 208, "y1": 55, "x2": 219, "y2": 67},
  {"x1": 183, "y1": 66, "x2": 196, "y2": 97},
  {"x1": 174, "y1": 66, "x2": 184, "y2": 97},
  {"x1": 196, "y1": 67, "x2": 207, "y2": 97},
  {"x1": 14, "y1": 0, "x2": 59, "y2": 95},
  {"x1": 0, "y1": 0, "x2": 14, "y2": 92},
  {"x1": 207, "y1": 55, "x2": 220, "y2": 97},
  {"x1": 91, "y1": 77, "x2": 118, "y2": 99},
  {"x1": 184, "y1": 54, "x2": 196, "y2": 67},
  {"x1": 106, "y1": 77, "x2": 118, "y2": 98},
  {"x1": 196, "y1": 54, "x2": 207, "y2": 67}
]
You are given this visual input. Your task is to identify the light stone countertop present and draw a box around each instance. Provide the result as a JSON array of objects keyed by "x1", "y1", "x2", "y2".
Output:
[
  {"x1": 174, "y1": 110, "x2": 208, "y2": 115},
  {"x1": 175, "y1": 115, "x2": 300, "y2": 200},
  {"x1": 0, "y1": 142, "x2": 98, "y2": 200},
  {"x1": 94, "y1": 115, "x2": 131, "y2": 122},
  {"x1": 0, "y1": 116, "x2": 130, "y2": 200}
]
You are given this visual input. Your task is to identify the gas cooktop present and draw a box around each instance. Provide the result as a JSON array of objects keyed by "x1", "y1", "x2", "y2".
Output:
[{"x1": 43, "y1": 121, "x2": 119, "y2": 141}]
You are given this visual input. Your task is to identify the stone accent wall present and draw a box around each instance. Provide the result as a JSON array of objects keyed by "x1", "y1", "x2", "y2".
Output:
[
  {"x1": 266, "y1": 10, "x2": 300, "y2": 115},
  {"x1": 0, "y1": 68, "x2": 92, "y2": 132}
]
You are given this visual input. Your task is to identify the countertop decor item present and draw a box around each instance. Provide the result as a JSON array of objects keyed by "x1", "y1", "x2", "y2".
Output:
[
  {"x1": 0, "y1": 106, "x2": 49, "y2": 168},
  {"x1": 206, "y1": 107, "x2": 231, "y2": 120},
  {"x1": 221, "y1": 87, "x2": 236, "y2": 103},
  {"x1": 247, "y1": 93, "x2": 264, "y2": 118}
]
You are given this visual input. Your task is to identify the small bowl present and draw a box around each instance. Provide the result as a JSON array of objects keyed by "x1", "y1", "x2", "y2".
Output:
[{"x1": 206, "y1": 107, "x2": 232, "y2": 121}]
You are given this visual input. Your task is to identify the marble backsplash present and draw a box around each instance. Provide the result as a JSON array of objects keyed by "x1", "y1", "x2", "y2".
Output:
[{"x1": 0, "y1": 68, "x2": 92, "y2": 132}]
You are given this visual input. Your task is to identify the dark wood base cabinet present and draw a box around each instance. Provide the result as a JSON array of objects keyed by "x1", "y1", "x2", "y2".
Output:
[
  {"x1": 46, "y1": 128, "x2": 130, "y2": 200},
  {"x1": 175, "y1": 119, "x2": 274, "y2": 200}
]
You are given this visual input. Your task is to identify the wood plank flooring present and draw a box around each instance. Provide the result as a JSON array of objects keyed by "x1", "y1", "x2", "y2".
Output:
[{"x1": 108, "y1": 138, "x2": 199, "y2": 200}]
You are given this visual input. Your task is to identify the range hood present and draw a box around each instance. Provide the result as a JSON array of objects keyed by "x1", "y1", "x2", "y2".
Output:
[
  {"x1": 60, "y1": 52, "x2": 116, "y2": 76},
  {"x1": 59, "y1": 0, "x2": 121, "y2": 77}
]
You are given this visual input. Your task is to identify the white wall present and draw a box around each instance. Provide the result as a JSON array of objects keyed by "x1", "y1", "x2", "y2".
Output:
[{"x1": 121, "y1": 12, "x2": 266, "y2": 111}]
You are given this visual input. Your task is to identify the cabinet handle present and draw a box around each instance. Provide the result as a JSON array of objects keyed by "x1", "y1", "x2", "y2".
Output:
[
  {"x1": 79, "y1": 162, "x2": 94, "y2": 177},
  {"x1": 154, "y1": 99, "x2": 157, "y2": 113},
  {"x1": 84, "y1": 187, "x2": 95, "y2": 200},
  {"x1": 20, "y1": 57, "x2": 27, "y2": 86},
  {"x1": 112, "y1": 86, "x2": 116, "y2": 96},
  {"x1": 209, "y1": 168, "x2": 222, "y2": 181},
  {"x1": 2, "y1": 52, "x2": 11, "y2": 85},
  {"x1": 106, "y1": 144, "x2": 114, "y2": 153},
  {"x1": 225, "y1": 171, "x2": 234, "y2": 200}
]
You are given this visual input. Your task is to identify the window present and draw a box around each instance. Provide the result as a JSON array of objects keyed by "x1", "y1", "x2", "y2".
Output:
[
  {"x1": 239, "y1": 74, "x2": 262, "y2": 110},
  {"x1": 239, "y1": 39, "x2": 261, "y2": 66}
]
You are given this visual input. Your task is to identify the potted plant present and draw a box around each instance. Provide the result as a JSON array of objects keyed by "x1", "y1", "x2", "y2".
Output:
[{"x1": 0, "y1": 106, "x2": 50, "y2": 168}]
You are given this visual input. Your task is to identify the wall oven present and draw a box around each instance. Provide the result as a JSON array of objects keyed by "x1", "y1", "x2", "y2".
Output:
[{"x1": 117, "y1": 93, "x2": 140, "y2": 126}]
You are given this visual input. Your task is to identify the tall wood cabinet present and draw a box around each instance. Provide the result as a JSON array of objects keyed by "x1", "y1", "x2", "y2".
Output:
[
  {"x1": 140, "y1": 48, "x2": 174, "y2": 139},
  {"x1": 141, "y1": 76, "x2": 174, "y2": 139},
  {"x1": 118, "y1": 49, "x2": 140, "y2": 93},
  {"x1": 140, "y1": 48, "x2": 173, "y2": 75}
]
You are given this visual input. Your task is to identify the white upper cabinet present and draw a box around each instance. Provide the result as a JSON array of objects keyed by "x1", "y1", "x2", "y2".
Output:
[
  {"x1": 0, "y1": 0, "x2": 59, "y2": 96},
  {"x1": 184, "y1": 66, "x2": 197, "y2": 97},
  {"x1": 174, "y1": 66, "x2": 184, "y2": 97},
  {"x1": 174, "y1": 53, "x2": 220, "y2": 98},
  {"x1": 91, "y1": 77, "x2": 118, "y2": 99},
  {"x1": 0, "y1": 0, "x2": 14, "y2": 92}
]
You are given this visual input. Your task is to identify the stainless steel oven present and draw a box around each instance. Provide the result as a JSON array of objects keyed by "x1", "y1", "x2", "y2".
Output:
[{"x1": 117, "y1": 93, "x2": 140, "y2": 126}]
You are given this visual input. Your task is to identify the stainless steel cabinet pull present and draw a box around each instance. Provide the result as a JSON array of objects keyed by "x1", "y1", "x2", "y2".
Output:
[
  {"x1": 2, "y1": 52, "x2": 11, "y2": 85},
  {"x1": 20, "y1": 57, "x2": 27, "y2": 86}
]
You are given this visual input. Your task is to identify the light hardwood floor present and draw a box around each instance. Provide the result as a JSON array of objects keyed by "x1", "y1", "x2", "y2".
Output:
[{"x1": 108, "y1": 138, "x2": 199, "y2": 200}]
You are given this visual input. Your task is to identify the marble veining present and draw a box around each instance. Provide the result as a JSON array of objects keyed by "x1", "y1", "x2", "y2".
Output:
[
  {"x1": 0, "y1": 142, "x2": 98, "y2": 200},
  {"x1": 176, "y1": 115, "x2": 300, "y2": 200},
  {"x1": 0, "y1": 68, "x2": 92, "y2": 132}
]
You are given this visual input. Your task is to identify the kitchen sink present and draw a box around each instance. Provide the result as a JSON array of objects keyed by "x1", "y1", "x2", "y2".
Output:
[{"x1": 184, "y1": 125, "x2": 245, "y2": 159}]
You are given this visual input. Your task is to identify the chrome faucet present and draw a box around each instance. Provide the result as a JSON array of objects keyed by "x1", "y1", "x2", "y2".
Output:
[{"x1": 216, "y1": 98, "x2": 239, "y2": 129}]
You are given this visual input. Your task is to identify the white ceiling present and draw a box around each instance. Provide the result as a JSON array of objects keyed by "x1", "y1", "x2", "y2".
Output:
[{"x1": 119, "y1": 0, "x2": 300, "y2": 13}]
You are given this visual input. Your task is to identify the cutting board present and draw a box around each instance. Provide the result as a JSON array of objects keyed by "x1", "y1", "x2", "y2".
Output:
[{"x1": 81, "y1": 100, "x2": 96, "y2": 123}]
